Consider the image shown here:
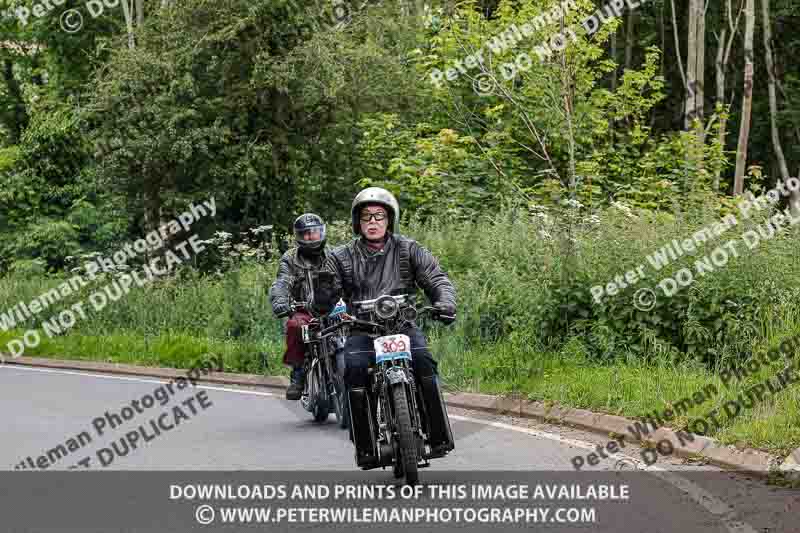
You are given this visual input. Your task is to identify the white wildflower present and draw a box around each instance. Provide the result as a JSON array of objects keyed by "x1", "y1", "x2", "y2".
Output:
[
  {"x1": 565, "y1": 198, "x2": 584, "y2": 209},
  {"x1": 250, "y1": 225, "x2": 273, "y2": 235},
  {"x1": 611, "y1": 201, "x2": 637, "y2": 219}
]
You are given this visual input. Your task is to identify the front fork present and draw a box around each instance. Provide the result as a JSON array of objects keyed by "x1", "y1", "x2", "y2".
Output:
[{"x1": 377, "y1": 366, "x2": 428, "y2": 464}]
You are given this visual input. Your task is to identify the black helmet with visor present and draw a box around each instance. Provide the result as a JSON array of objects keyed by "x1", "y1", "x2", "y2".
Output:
[{"x1": 293, "y1": 213, "x2": 326, "y2": 254}]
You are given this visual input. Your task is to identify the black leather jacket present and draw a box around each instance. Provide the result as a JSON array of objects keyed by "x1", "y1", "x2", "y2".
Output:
[
  {"x1": 269, "y1": 247, "x2": 330, "y2": 317},
  {"x1": 320, "y1": 233, "x2": 456, "y2": 313}
]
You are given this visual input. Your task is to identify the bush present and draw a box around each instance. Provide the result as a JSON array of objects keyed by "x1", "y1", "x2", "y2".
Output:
[
  {"x1": 403, "y1": 197, "x2": 800, "y2": 368},
  {"x1": 7, "y1": 259, "x2": 48, "y2": 279},
  {"x1": 11, "y1": 218, "x2": 82, "y2": 271}
]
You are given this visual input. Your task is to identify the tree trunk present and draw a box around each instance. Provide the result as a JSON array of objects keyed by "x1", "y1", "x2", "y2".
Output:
[
  {"x1": 670, "y1": 0, "x2": 687, "y2": 92},
  {"x1": 625, "y1": 11, "x2": 637, "y2": 72},
  {"x1": 695, "y1": 0, "x2": 705, "y2": 143},
  {"x1": 653, "y1": 0, "x2": 665, "y2": 130},
  {"x1": 2, "y1": 58, "x2": 28, "y2": 144},
  {"x1": 559, "y1": 16, "x2": 576, "y2": 196},
  {"x1": 761, "y1": 0, "x2": 798, "y2": 212},
  {"x1": 136, "y1": 0, "x2": 144, "y2": 26},
  {"x1": 714, "y1": 27, "x2": 727, "y2": 192},
  {"x1": 121, "y1": 0, "x2": 136, "y2": 49},
  {"x1": 684, "y1": 0, "x2": 698, "y2": 130},
  {"x1": 716, "y1": 0, "x2": 745, "y2": 191},
  {"x1": 733, "y1": 0, "x2": 755, "y2": 196},
  {"x1": 610, "y1": 28, "x2": 617, "y2": 143},
  {"x1": 610, "y1": 31, "x2": 617, "y2": 92}
]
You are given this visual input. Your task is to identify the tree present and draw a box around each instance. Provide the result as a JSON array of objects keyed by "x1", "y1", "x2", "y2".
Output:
[
  {"x1": 761, "y1": 0, "x2": 798, "y2": 212},
  {"x1": 733, "y1": 0, "x2": 755, "y2": 196},
  {"x1": 714, "y1": 0, "x2": 744, "y2": 191}
]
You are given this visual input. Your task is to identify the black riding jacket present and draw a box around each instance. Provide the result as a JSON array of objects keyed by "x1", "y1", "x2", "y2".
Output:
[
  {"x1": 269, "y1": 247, "x2": 330, "y2": 317},
  {"x1": 320, "y1": 233, "x2": 456, "y2": 312}
]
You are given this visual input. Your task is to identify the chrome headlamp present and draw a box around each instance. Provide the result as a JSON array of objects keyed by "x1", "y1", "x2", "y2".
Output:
[
  {"x1": 374, "y1": 295, "x2": 400, "y2": 320},
  {"x1": 400, "y1": 306, "x2": 417, "y2": 322}
]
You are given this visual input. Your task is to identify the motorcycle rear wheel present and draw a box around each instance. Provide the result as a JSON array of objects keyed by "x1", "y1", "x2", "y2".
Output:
[
  {"x1": 392, "y1": 384, "x2": 418, "y2": 485},
  {"x1": 313, "y1": 397, "x2": 330, "y2": 422}
]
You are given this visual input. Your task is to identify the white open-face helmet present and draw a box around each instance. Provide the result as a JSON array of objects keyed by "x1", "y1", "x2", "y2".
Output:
[{"x1": 351, "y1": 187, "x2": 400, "y2": 236}]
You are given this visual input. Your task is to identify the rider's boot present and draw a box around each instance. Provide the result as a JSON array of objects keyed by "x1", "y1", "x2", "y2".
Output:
[
  {"x1": 285, "y1": 366, "x2": 306, "y2": 400},
  {"x1": 419, "y1": 375, "x2": 455, "y2": 457},
  {"x1": 348, "y1": 387, "x2": 378, "y2": 468}
]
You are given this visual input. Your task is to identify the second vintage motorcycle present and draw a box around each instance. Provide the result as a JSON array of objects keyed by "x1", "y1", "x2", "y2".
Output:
[{"x1": 291, "y1": 299, "x2": 348, "y2": 426}]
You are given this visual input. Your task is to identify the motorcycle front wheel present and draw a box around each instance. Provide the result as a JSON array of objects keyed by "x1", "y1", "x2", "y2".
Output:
[
  {"x1": 392, "y1": 384, "x2": 418, "y2": 485},
  {"x1": 311, "y1": 362, "x2": 330, "y2": 423},
  {"x1": 335, "y1": 350, "x2": 349, "y2": 429},
  {"x1": 331, "y1": 382, "x2": 345, "y2": 427}
]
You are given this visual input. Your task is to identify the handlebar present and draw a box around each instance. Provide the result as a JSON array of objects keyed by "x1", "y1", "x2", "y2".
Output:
[
  {"x1": 293, "y1": 299, "x2": 448, "y2": 341},
  {"x1": 318, "y1": 316, "x2": 380, "y2": 337},
  {"x1": 317, "y1": 306, "x2": 440, "y2": 337},
  {"x1": 290, "y1": 300, "x2": 311, "y2": 312}
]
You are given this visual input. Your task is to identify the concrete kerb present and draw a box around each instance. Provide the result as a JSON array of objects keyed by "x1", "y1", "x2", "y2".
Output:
[
  {"x1": 780, "y1": 448, "x2": 800, "y2": 480},
  {"x1": 3, "y1": 355, "x2": 791, "y2": 477},
  {"x1": 445, "y1": 391, "x2": 778, "y2": 476}
]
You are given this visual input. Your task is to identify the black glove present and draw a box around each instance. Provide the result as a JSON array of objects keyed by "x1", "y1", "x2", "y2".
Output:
[
  {"x1": 274, "y1": 302, "x2": 291, "y2": 318},
  {"x1": 433, "y1": 302, "x2": 456, "y2": 325}
]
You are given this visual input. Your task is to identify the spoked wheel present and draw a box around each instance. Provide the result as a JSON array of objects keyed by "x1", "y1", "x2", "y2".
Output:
[
  {"x1": 392, "y1": 384, "x2": 418, "y2": 485},
  {"x1": 311, "y1": 363, "x2": 329, "y2": 423},
  {"x1": 335, "y1": 350, "x2": 349, "y2": 429},
  {"x1": 313, "y1": 396, "x2": 330, "y2": 422},
  {"x1": 331, "y1": 381, "x2": 343, "y2": 426},
  {"x1": 335, "y1": 376, "x2": 349, "y2": 429},
  {"x1": 392, "y1": 439, "x2": 403, "y2": 479}
]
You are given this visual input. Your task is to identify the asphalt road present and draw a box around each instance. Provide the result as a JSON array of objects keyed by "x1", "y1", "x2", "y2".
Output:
[{"x1": 2, "y1": 364, "x2": 798, "y2": 533}]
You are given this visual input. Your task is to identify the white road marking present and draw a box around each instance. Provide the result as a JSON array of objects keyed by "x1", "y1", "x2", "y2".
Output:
[
  {"x1": 4, "y1": 364, "x2": 758, "y2": 533},
  {"x1": 2, "y1": 364, "x2": 280, "y2": 397}
]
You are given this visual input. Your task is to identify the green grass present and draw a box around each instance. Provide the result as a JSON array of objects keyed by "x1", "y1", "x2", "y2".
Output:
[
  {"x1": 431, "y1": 328, "x2": 800, "y2": 457},
  {"x1": 0, "y1": 328, "x2": 285, "y2": 376}
]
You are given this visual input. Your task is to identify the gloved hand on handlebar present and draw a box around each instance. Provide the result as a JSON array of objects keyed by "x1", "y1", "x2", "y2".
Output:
[
  {"x1": 274, "y1": 302, "x2": 292, "y2": 318},
  {"x1": 433, "y1": 302, "x2": 456, "y2": 325}
]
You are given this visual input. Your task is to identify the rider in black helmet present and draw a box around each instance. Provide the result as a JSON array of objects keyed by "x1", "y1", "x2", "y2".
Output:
[{"x1": 269, "y1": 213, "x2": 330, "y2": 400}]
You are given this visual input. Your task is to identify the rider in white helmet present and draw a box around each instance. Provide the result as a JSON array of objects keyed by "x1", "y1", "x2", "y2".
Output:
[{"x1": 316, "y1": 187, "x2": 456, "y2": 467}]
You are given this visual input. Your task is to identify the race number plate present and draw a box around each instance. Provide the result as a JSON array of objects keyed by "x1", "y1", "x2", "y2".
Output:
[{"x1": 374, "y1": 334, "x2": 411, "y2": 364}]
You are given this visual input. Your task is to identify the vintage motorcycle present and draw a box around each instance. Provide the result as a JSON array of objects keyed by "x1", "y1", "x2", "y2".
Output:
[
  {"x1": 317, "y1": 293, "x2": 455, "y2": 485},
  {"x1": 291, "y1": 300, "x2": 348, "y2": 425}
]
